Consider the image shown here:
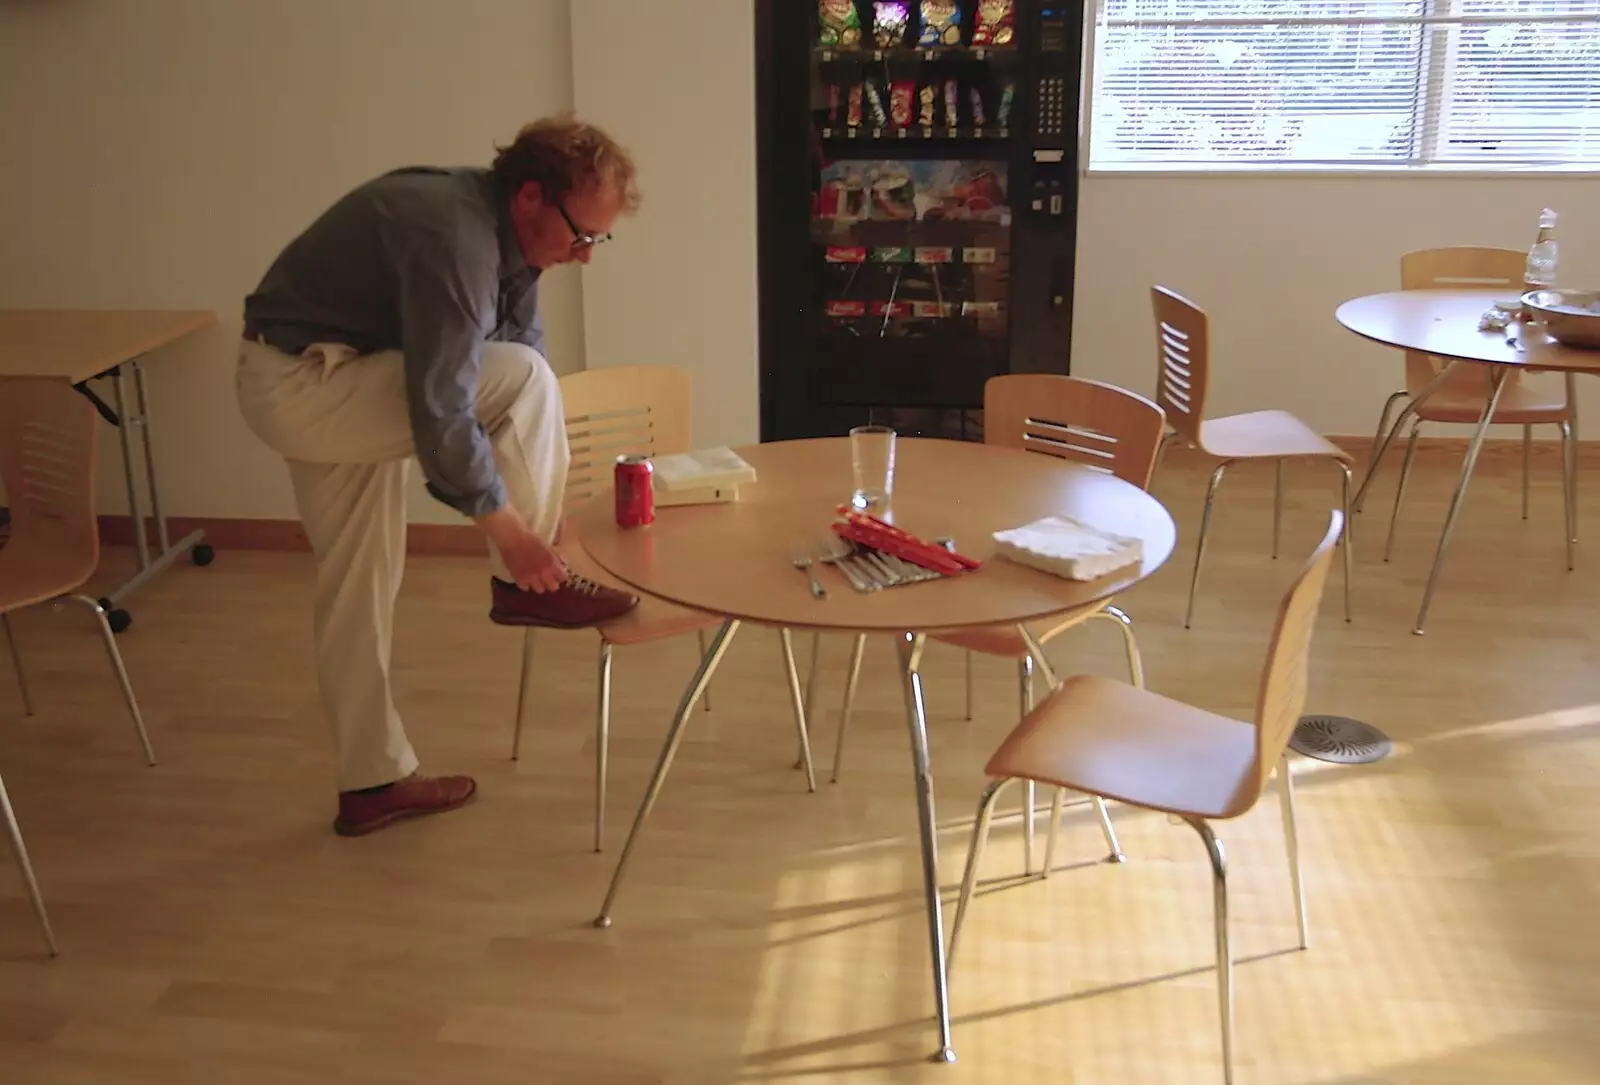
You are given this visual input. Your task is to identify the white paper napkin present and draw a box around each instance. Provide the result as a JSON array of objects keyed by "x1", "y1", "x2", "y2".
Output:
[{"x1": 992, "y1": 515, "x2": 1144, "y2": 582}]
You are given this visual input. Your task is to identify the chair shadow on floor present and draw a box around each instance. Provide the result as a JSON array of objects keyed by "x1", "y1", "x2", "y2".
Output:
[{"x1": 735, "y1": 947, "x2": 1302, "y2": 1080}]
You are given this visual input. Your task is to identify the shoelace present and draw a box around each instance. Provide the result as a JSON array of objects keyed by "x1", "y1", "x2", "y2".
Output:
[{"x1": 567, "y1": 573, "x2": 605, "y2": 596}]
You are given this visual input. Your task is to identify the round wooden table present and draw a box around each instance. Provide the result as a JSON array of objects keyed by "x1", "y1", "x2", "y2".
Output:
[
  {"x1": 1338, "y1": 289, "x2": 1598, "y2": 633},
  {"x1": 579, "y1": 437, "x2": 1177, "y2": 1063}
]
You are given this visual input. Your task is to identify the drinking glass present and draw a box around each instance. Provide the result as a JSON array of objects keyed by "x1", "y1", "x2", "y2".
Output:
[{"x1": 850, "y1": 425, "x2": 896, "y2": 510}]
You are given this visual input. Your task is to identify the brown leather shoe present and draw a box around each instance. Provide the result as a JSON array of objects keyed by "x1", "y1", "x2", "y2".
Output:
[
  {"x1": 489, "y1": 574, "x2": 638, "y2": 628},
  {"x1": 333, "y1": 773, "x2": 477, "y2": 837}
]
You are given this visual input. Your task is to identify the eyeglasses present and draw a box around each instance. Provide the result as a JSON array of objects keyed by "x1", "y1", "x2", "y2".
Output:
[{"x1": 554, "y1": 197, "x2": 612, "y2": 250}]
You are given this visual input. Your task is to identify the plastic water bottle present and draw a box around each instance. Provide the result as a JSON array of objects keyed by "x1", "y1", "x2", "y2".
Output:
[{"x1": 1524, "y1": 208, "x2": 1559, "y2": 291}]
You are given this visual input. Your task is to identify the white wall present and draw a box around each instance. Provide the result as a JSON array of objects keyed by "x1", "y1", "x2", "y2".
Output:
[
  {"x1": 3, "y1": 3, "x2": 1593, "y2": 525},
  {"x1": 0, "y1": 0, "x2": 582, "y2": 523},
  {"x1": 1073, "y1": 175, "x2": 1600, "y2": 437},
  {"x1": 570, "y1": 0, "x2": 761, "y2": 450}
]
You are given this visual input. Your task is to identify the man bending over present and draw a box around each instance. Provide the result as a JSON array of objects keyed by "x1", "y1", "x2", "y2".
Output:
[{"x1": 237, "y1": 115, "x2": 638, "y2": 836}]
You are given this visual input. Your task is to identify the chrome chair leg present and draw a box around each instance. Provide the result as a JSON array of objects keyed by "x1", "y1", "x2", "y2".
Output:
[
  {"x1": 1018, "y1": 657, "x2": 1035, "y2": 874},
  {"x1": 510, "y1": 629, "x2": 537, "y2": 761},
  {"x1": 804, "y1": 631, "x2": 822, "y2": 715},
  {"x1": 830, "y1": 633, "x2": 867, "y2": 784},
  {"x1": 1357, "y1": 391, "x2": 1408, "y2": 513},
  {"x1": 1566, "y1": 373, "x2": 1579, "y2": 554},
  {"x1": 1338, "y1": 461, "x2": 1354, "y2": 623},
  {"x1": 779, "y1": 629, "x2": 818, "y2": 792},
  {"x1": 1032, "y1": 607, "x2": 1140, "y2": 873},
  {"x1": 1095, "y1": 605, "x2": 1145, "y2": 688},
  {"x1": 1561, "y1": 418, "x2": 1577, "y2": 571},
  {"x1": 696, "y1": 628, "x2": 711, "y2": 713},
  {"x1": 793, "y1": 631, "x2": 823, "y2": 773},
  {"x1": 596, "y1": 619, "x2": 740, "y2": 927},
  {"x1": 2, "y1": 613, "x2": 33, "y2": 716},
  {"x1": 69, "y1": 596, "x2": 153, "y2": 766},
  {"x1": 896, "y1": 633, "x2": 956, "y2": 1063},
  {"x1": 1040, "y1": 785, "x2": 1066, "y2": 880},
  {"x1": 1277, "y1": 755, "x2": 1309, "y2": 950},
  {"x1": 1186, "y1": 816, "x2": 1234, "y2": 1085},
  {"x1": 594, "y1": 643, "x2": 614, "y2": 853},
  {"x1": 1522, "y1": 423, "x2": 1533, "y2": 520},
  {"x1": 0, "y1": 772, "x2": 58, "y2": 957},
  {"x1": 1272, "y1": 459, "x2": 1285, "y2": 559},
  {"x1": 949, "y1": 775, "x2": 1013, "y2": 974},
  {"x1": 1185, "y1": 462, "x2": 1231, "y2": 629},
  {"x1": 1017, "y1": 626, "x2": 1124, "y2": 864},
  {"x1": 1155, "y1": 429, "x2": 1181, "y2": 475},
  {"x1": 1384, "y1": 419, "x2": 1422, "y2": 563},
  {"x1": 963, "y1": 650, "x2": 973, "y2": 721},
  {"x1": 1415, "y1": 368, "x2": 1510, "y2": 635}
]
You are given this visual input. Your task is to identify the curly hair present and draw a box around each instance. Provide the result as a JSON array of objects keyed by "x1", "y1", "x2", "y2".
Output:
[{"x1": 491, "y1": 114, "x2": 640, "y2": 212}]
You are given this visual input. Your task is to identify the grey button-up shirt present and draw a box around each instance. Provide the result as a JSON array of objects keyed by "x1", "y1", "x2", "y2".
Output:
[{"x1": 243, "y1": 166, "x2": 542, "y2": 518}]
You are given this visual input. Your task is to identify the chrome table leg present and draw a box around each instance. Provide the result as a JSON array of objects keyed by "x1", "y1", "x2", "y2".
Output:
[
  {"x1": 1352, "y1": 359, "x2": 1462, "y2": 512},
  {"x1": 897, "y1": 632, "x2": 957, "y2": 1064},
  {"x1": 1413, "y1": 367, "x2": 1511, "y2": 635},
  {"x1": 594, "y1": 619, "x2": 740, "y2": 927}
]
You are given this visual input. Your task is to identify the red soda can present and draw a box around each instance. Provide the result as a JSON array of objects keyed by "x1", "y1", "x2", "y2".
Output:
[{"x1": 614, "y1": 454, "x2": 655, "y2": 527}]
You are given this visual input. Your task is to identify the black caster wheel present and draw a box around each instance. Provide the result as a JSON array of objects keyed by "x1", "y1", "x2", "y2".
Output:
[
  {"x1": 191, "y1": 543, "x2": 216, "y2": 567},
  {"x1": 106, "y1": 608, "x2": 133, "y2": 635}
]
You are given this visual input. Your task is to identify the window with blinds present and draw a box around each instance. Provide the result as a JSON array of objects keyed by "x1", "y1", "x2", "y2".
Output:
[{"x1": 1087, "y1": 0, "x2": 1600, "y2": 170}]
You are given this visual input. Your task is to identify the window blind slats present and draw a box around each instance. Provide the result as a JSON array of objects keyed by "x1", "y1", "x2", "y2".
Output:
[{"x1": 1089, "y1": 0, "x2": 1600, "y2": 169}]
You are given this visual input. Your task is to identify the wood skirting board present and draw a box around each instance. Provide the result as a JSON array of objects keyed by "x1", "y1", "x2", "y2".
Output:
[
  {"x1": 92, "y1": 434, "x2": 1599, "y2": 557},
  {"x1": 95, "y1": 516, "x2": 489, "y2": 557}
]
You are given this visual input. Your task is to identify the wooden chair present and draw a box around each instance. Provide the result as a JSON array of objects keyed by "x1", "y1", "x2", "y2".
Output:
[
  {"x1": 0, "y1": 377, "x2": 154, "y2": 767},
  {"x1": 507, "y1": 366, "x2": 816, "y2": 852},
  {"x1": 949, "y1": 510, "x2": 1343, "y2": 1085},
  {"x1": 1364, "y1": 247, "x2": 1577, "y2": 566},
  {"x1": 831, "y1": 375, "x2": 1165, "y2": 871},
  {"x1": 1152, "y1": 286, "x2": 1353, "y2": 629},
  {"x1": 2, "y1": 378, "x2": 160, "y2": 957}
]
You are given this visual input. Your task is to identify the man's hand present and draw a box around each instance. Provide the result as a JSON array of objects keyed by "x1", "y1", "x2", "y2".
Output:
[{"x1": 476, "y1": 507, "x2": 568, "y2": 593}]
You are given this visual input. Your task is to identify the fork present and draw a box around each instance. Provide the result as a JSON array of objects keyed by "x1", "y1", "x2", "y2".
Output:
[
  {"x1": 816, "y1": 533, "x2": 877, "y2": 593},
  {"x1": 793, "y1": 540, "x2": 828, "y2": 599}
]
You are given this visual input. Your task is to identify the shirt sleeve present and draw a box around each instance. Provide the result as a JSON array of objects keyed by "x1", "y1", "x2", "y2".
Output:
[{"x1": 392, "y1": 232, "x2": 508, "y2": 519}]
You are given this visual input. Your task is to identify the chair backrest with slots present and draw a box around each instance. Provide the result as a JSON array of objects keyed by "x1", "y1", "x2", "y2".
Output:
[
  {"x1": 1400, "y1": 247, "x2": 1528, "y2": 400},
  {"x1": 984, "y1": 374, "x2": 1166, "y2": 489},
  {"x1": 1241, "y1": 510, "x2": 1342, "y2": 814},
  {"x1": 0, "y1": 379, "x2": 100, "y2": 588},
  {"x1": 1150, "y1": 286, "x2": 1211, "y2": 450},
  {"x1": 556, "y1": 366, "x2": 694, "y2": 512}
]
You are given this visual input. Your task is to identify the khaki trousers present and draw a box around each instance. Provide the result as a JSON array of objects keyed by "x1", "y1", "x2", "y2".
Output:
[{"x1": 235, "y1": 338, "x2": 569, "y2": 790}]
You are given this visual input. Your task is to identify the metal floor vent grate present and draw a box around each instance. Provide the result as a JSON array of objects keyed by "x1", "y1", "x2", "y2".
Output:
[{"x1": 1290, "y1": 715, "x2": 1393, "y2": 764}]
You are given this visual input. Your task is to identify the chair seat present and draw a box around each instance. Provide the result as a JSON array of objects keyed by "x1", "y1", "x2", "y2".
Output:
[
  {"x1": 560, "y1": 539, "x2": 719, "y2": 647},
  {"x1": 984, "y1": 674, "x2": 1259, "y2": 821},
  {"x1": 1413, "y1": 381, "x2": 1571, "y2": 425},
  {"x1": 933, "y1": 601, "x2": 1107, "y2": 658},
  {"x1": 1200, "y1": 410, "x2": 1350, "y2": 462},
  {"x1": 0, "y1": 528, "x2": 95, "y2": 613}
]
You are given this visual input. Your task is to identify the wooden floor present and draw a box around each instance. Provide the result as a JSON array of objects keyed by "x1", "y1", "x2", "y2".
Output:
[{"x1": 2, "y1": 451, "x2": 1598, "y2": 1084}]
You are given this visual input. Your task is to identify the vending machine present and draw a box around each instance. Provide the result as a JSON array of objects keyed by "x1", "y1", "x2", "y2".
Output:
[{"x1": 756, "y1": 0, "x2": 1086, "y2": 442}]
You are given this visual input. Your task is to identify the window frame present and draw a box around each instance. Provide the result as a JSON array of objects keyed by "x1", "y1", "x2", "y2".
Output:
[{"x1": 1079, "y1": 1, "x2": 1600, "y2": 178}]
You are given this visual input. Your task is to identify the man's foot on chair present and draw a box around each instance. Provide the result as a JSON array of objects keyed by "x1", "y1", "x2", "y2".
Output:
[
  {"x1": 489, "y1": 574, "x2": 638, "y2": 628},
  {"x1": 334, "y1": 772, "x2": 478, "y2": 837}
]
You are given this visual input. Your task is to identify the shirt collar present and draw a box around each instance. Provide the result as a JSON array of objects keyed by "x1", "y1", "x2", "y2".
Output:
[{"x1": 485, "y1": 171, "x2": 536, "y2": 285}]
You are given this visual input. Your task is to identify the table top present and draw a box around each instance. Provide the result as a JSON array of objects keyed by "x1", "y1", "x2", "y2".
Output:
[
  {"x1": 1336, "y1": 289, "x2": 1600, "y2": 374},
  {"x1": 577, "y1": 437, "x2": 1178, "y2": 634},
  {"x1": 0, "y1": 309, "x2": 217, "y2": 383}
]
